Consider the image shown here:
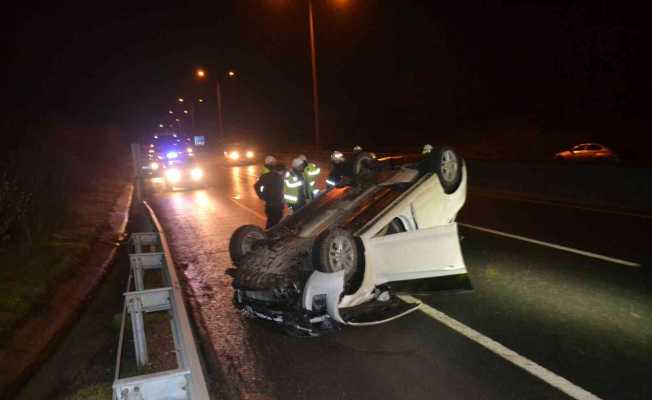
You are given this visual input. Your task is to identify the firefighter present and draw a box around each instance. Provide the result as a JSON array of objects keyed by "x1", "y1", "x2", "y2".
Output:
[
  {"x1": 254, "y1": 156, "x2": 285, "y2": 228},
  {"x1": 284, "y1": 157, "x2": 307, "y2": 212},
  {"x1": 260, "y1": 155, "x2": 276, "y2": 174},
  {"x1": 298, "y1": 154, "x2": 321, "y2": 200},
  {"x1": 326, "y1": 150, "x2": 351, "y2": 188}
]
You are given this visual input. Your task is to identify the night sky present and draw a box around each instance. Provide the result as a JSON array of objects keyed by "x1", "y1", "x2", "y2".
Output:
[{"x1": 5, "y1": 1, "x2": 651, "y2": 150}]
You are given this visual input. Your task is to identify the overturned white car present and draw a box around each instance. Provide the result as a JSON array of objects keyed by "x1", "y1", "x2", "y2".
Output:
[{"x1": 228, "y1": 147, "x2": 470, "y2": 335}]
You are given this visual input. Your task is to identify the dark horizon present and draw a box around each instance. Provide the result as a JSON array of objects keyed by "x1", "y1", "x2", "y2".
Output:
[{"x1": 5, "y1": 1, "x2": 651, "y2": 152}]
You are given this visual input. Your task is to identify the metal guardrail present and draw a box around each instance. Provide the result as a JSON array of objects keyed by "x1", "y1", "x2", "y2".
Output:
[{"x1": 113, "y1": 203, "x2": 210, "y2": 400}]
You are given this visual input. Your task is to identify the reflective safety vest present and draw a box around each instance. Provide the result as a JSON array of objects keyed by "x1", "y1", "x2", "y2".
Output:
[
  {"x1": 303, "y1": 162, "x2": 321, "y2": 199},
  {"x1": 283, "y1": 170, "x2": 304, "y2": 204}
]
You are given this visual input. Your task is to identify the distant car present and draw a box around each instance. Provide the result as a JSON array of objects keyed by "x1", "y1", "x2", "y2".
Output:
[
  {"x1": 554, "y1": 143, "x2": 619, "y2": 163},
  {"x1": 228, "y1": 147, "x2": 470, "y2": 335},
  {"x1": 157, "y1": 149, "x2": 205, "y2": 190},
  {"x1": 223, "y1": 143, "x2": 256, "y2": 165}
]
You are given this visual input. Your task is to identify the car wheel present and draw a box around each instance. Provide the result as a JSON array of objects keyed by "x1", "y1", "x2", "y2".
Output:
[
  {"x1": 422, "y1": 146, "x2": 463, "y2": 194},
  {"x1": 313, "y1": 229, "x2": 359, "y2": 284},
  {"x1": 229, "y1": 225, "x2": 266, "y2": 266},
  {"x1": 386, "y1": 218, "x2": 407, "y2": 235}
]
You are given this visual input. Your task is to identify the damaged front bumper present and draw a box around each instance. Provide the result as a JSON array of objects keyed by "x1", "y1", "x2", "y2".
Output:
[{"x1": 234, "y1": 270, "x2": 346, "y2": 336}]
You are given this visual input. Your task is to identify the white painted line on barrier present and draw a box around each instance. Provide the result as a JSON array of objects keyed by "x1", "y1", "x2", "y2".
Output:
[
  {"x1": 229, "y1": 197, "x2": 267, "y2": 221},
  {"x1": 399, "y1": 295, "x2": 603, "y2": 400},
  {"x1": 459, "y1": 223, "x2": 641, "y2": 267}
]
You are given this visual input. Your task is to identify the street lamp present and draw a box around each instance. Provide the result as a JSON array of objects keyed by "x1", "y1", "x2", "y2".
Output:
[
  {"x1": 307, "y1": 0, "x2": 320, "y2": 149},
  {"x1": 195, "y1": 68, "x2": 236, "y2": 139},
  {"x1": 178, "y1": 97, "x2": 184, "y2": 103}
]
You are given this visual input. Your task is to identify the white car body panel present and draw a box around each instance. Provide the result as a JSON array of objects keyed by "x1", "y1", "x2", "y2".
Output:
[
  {"x1": 336, "y1": 166, "x2": 468, "y2": 309},
  {"x1": 366, "y1": 223, "x2": 466, "y2": 285}
]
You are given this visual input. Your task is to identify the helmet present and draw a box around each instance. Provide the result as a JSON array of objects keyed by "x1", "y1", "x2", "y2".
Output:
[
  {"x1": 422, "y1": 144, "x2": 434, "y2": 154},
  {"x1": 353, "y1": 145, "x2": 363, "y2": 152},
  {"x1": 264, "y1": 155, "x2": 277, "y2": 166},
  {"x1": 298, "y1": 154, "x2": 308, "y2": 162},
  {"x1": 291, "y1": 157, "x2": 304, "y2": 169},
  {"x1": 331, "y1": 150, "x2": 344, "y2": 163}
]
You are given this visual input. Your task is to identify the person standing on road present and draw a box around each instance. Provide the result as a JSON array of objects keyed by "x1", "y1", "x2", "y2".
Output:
[
  {"x1": 284, "y1": 157, "x2": 308, "y2": 213},
  {"x1": 298, "y1": 154, "x2": 321, "y2": 200},
  {"x1": 254, "y1": 156, "x2": 285, "y2": 228},
  {"x1": 326, "y1": 150, "x2": 351, "y2": 188}
]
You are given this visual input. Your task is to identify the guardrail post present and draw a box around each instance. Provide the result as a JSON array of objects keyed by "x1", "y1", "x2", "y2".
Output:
[
  {"x1": 132, "y1": 262, "x2": 145, "y2": 292},
  {"x1": 127, "y1": 296, "x2": 148, "y2": 367},
  {"x1": 129, "y1": 252, "x2": 164, "y2": 292}
]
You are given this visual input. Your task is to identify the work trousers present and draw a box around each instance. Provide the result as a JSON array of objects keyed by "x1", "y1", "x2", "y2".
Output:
[{"x1": 265, "y1": 204, "x2": 284, "y2": 229}]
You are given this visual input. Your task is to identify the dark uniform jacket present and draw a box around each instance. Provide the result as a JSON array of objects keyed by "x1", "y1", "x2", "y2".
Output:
[
  {"x1": 254, "y1": 168, "x2": 284, "y2": 206},
  {"x1": 327, "y1": 160, "x2": 354, "y2": 187}
]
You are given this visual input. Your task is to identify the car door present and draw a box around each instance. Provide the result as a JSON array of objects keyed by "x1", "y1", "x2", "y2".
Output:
[
  {"x1": 364, "y1": 222, "x2": 471, "y2": 293},
  {"x1": 585, "y1": 144, "x2": 602, "y2": 159},
  {"x1": 571, "y1": 144, "x2": 588, "y2": 159}
]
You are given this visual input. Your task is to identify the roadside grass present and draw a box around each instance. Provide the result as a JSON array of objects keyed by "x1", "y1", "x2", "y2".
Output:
[
  {"x1": 0, "y1": 175, "x2": 127, "y2": 346},
  {"x1": 63, "y1": 384, "x2": 112, "y2": 400}
]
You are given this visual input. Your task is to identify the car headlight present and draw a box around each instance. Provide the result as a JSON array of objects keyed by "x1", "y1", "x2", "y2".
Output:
[
  {"x1": 190, "y1": 167, "x2": 204, "y2": 181},
  {"x1": 246, "y1": 151, "x2": 254, "y2": 159},
  {"x1": 165, "y1": 168, "x2": 181, "y2": 183},
  {"x1": 150, "y1": 162, "x2": 159, "y2": 170},
  {"x1": 229, "y1": 151, "x2": 239, "y2": 160}
]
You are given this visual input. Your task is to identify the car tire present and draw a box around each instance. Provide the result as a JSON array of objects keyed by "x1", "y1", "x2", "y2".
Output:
[
  {"x1": 229, "y1": 225, "x2": 266, "y2": 266},
  {"x1": 422, "y1": 146, "x2": 463, "y2": 194},
  {"x1": 386, "y1": 218, "x2": 407, "y2": 235},
  {"x1": 313, "y1": 229, "x2": 360, "y2": 284}
]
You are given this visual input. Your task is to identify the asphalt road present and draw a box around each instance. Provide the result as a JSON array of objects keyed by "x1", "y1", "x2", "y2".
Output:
[{"x1": 147, "y1": 157, "x2": 651, "y2": 400}]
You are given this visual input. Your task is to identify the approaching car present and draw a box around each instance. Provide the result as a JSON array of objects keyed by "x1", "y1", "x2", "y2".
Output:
[
  {"x1": 228, "y1": 147, "x2": 470, "y2": 335},
  {"x1": 156, "y1": 149, "x2": 205, "y2": 190},
  {"x1": 554, "y1": 143, "x2": 619, "y2": 162},
  {"x1": 223, "y1": 142, "x2": 256, "y2": 165}
]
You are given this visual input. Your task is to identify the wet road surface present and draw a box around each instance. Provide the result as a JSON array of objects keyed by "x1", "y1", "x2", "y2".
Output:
[{"x1": 148, "y1": 158, "x2": 652, "y2": 400}]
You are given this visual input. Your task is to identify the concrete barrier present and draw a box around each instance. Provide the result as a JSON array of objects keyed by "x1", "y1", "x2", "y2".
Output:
[{"x1": 466, "y1": 159, "x2": 652, "y2": 213}]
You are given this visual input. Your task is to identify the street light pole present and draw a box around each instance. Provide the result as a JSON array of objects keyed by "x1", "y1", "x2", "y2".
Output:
[
  {"x1": 308, "y1": 0, "x2": 320, "y2": 149},
  {"x1": 216, "y1": 79, "x2": 224, "y2": 139}
]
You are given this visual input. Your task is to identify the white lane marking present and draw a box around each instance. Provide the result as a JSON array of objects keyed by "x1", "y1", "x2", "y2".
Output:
[
  {"x1": 228, "y1": 197, "x2": 266, "y2": 221},
  {"x1": 459, "y1": 223, "x2": 641, "y2": 267},
  {"x1": 469, "y1": 189, "x2": 652, "y2": 220},
  {"x1": 399, "y1": 295, "x2": 603, "y2": 400}
]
